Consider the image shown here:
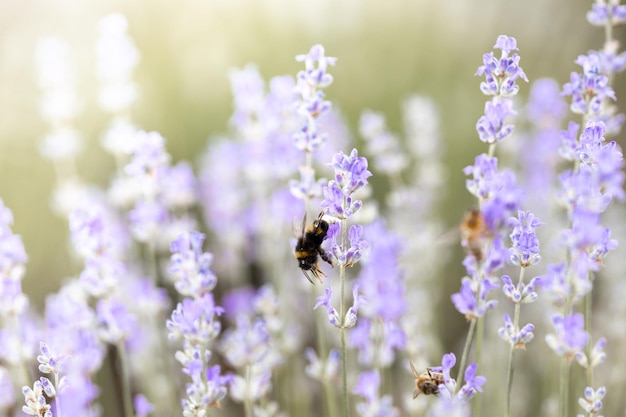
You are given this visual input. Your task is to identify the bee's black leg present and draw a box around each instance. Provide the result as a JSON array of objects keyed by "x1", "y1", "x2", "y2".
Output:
[{"x1": 318, "y1": 247, "x2": 333, "y2": 267}]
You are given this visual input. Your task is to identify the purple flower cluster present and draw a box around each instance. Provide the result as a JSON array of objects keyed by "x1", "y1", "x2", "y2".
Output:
[
  {"x1": 562, "y1": 54, "x2": 616, "y2": 115},
  {"x1": 350, "y1": 221, "x2": 407, "y2": 368},
  {"x1": 353, "y1": 370, "x2": 399, "y2": 417},
  {"x1": 508, "y1": 211, "x2": 542, "y2": 268},
  {"x1": 321, "y1": 148, "x2": 372, "y2": 220},
  {"x1": 314, "y1": 284, "x2": 364, "y2": 329},
  {"x1": 294, "y1": 44, "x2": 336, "y2": 153},
  {"x1": 587, "y1": 0, "x2": 626, "y2": 25},
  {"x1": 475, "y1": 36, "x2": 528, "y2": 145},
  {"x1": 166, "y1": 231, "x2": 229, "y2": 413}
]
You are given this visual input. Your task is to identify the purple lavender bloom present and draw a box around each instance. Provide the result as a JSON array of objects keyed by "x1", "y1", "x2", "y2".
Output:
[
  {"x1": 167, "y1": 294, "x2": 223, "y2": 344},
  {"x1": 330, "y1": 224, "x2": 369, "y2": 267},
  {"x1": 457, "y1": 363, "x2": 486, "y2": 401},
  {"x1": 343, "y1": 284, "x2": 365, "y2": 328},
  {"x1": 296, "y1": 44, "x2": 337, "y2": 90},
  {"x1": 219, "y1": 316, "x2": 271, "y2": 368},
  {"x1": 527, "y1": 78, "x2": 568, "y2": 127},
  {"x1": 134, "y1": 394, "x2": 153, "y2": 417},
  {"x1": 305, "y1": 348, "x2": 340, "y2": 382},
  {"x1": 498, "y1": 314, "x2": 535, "y2": 348},
  {"x1": 314, "y1": 286, "x2": 341, "y2": 327},
  {"x1": 169, "y1": 231, "x2": 217, "y2": 297},
  {"x1": 562, "y1": 54, "x2": 616, "y2": 115},
  {"x1": 476, "y1": 98, "x2": 517, "y2": 144},
  {"x1": 589, "y1": 48, "x2": 626, "y2": 75},
  {"x1": 182, "y1": 365, "x2": 231, "y2": 411},
  {"x1": 451, "y1": 276, "x2": 499, "y2": 320},
  {"x1": 22, "y1": 380, "x2": 51, "y2": 417},
  {"x1": 545, "y1": 313, "x2": 589, "y2": 360},
  {"x1": 576, "y1": 337, "x2": 607, "y2": 369},
  {"x1": 353, "y1": 370, "x2": 399, "y2": 417},
  {"x1": 0, "y1": 367, "x2": 14, "y2": 409},
  {"x1": 508, "y1": 211, "x2": 542, "y2": 267},
  {"x1": 578, "y1": 386, "x2": 606, "y2": 415},
  {"x1": 96, "y1": 298, "x2": 137, "y2": 344},
  {"x1": 321, "y1": 149, "x2": 372, "y2": 219},
  {"x1": 124, "y1": 130, "x2": 170, "y2": 179},
  {"x1": 161, "y1": 162, "x2": 198, "y2": 210},
  {"x1": 587, "y1": 0, "x2": 626, "y2": 26},
  {"x1": 464, "y1": 156, "x2": 521, "y2": 231},
  {"x1": 501, "y1": 275, "x2": 540, "y2": 304},
  {"x1": 37, "y1": 342, "x2": 64, "y2": 375},
  {"x1": 128, "y1": 200, "x2": 168, "y2": 243},
  {"x1": 350, "y1": 319, "x2": 406, "y2": 367},
  {"x1": 476, "y1": 35, "x2": 528, "y2": 97},
  {"x1": 221, "y1": 286, "x2": 257, "y2": 322}
]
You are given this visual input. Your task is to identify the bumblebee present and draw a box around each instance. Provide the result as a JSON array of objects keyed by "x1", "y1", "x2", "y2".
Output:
[
  {"x1": 409, "y1": 361, "x2": 445, "y2": 398},
  {"x1": 460, "y1": 208, "x2": 487, "y2": 262},
  {"x1": 294, "y1": 211, "x2": 333, "y2": 284}
]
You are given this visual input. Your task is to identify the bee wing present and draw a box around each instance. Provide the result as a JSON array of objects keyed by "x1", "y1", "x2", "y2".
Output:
[
  {"x1": 409, "y1": 360, "x2": 420, "y2": 378},
  {"x1": 292, "y1": 212, "x2": 308, "y2": 239}
]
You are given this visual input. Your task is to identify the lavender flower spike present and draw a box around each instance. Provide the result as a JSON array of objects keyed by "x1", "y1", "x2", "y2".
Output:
[{"x1": 321, "y1": 149, "x2": 372, "y2": 219}]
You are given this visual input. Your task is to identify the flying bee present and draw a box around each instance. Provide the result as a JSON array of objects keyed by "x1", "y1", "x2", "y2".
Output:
[
  {"x1": 409, "y1": 361, "x2": 445, "y2": 398},
  {"x1": 460, "y1": 208, "x2": 488, "y2": 262},
  {"x1": 294, "y1": 211, "x2": 333, "y2": 284}
]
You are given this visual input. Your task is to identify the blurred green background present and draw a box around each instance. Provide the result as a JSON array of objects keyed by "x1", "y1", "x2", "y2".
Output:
[{"x1": 0, "y1": 0, "x2": 624, "y2": 310}]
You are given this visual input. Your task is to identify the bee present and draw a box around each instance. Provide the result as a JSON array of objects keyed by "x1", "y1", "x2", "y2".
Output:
[
  {"x1": 294, "y1": 211, "x2": 333, "y2": 284},
  {"x1": 460, "y1": 208, "x2": 487, "y2": 262},
  {"x1": 409, "y1": 361, "x2": 445, "y2": 398}
]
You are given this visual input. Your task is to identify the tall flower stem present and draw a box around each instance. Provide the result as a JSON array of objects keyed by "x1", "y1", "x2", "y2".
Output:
[
  {"x1": 456, "y1": 317, "x2": 477, "y2": 390},
  {"x1": 340, "y1": 216, "x2": 349, "y2": 417},
  {"x1": 312, "y1": 286, "x2": 337, "y2": 417},
  {"x1": 243, "y1": 364, "x2": 253, "y2": 417},
  {"x1": 53, "y1": 373, "x2": 62, "y2": 417},
  {"x1": 584, "y1": 288, "x2": 593, "y2": 388},
  {"x1": 505, "y1": 266, "x2": 526, "y2": 417},
  {"x1": 560, "y1": 358, "x2": 570, "y2": 417},
  {"x1": 116, "y1": 342, "x2": 134, "y2": 417}
]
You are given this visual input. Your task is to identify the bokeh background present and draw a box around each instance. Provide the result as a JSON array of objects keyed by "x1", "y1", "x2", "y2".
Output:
[{"x1": 0, "y1": 0, "x2": 625, "y2": 415}]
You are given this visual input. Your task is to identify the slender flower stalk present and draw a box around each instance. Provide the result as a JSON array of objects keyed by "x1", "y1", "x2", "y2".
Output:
[
  {"x1": 454, "y1": 35, "x2": 527, "y2": 396},
  {"x1": 319, "y1": 148, "x2": 371, "y2": 417}
]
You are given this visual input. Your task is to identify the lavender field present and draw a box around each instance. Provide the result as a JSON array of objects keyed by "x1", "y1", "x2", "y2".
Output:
[{"x1": 1, "y1": 1, "x2": 626, "y2": 417}]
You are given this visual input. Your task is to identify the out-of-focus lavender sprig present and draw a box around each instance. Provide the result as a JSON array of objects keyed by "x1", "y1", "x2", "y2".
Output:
[
  {"x1": 294, "y1": 44, "x2": 336, "y2": 154},
  {"x1": 289, "y1": 44, "x2": 337, "y2": 219},
  {"x1": 167, "y1": 231, "x2": 229, "y2": 415},
  {"x1": 219, "y1": 316, "x2": 278, "y2": 414},
  {"x1": 319, "y1": 148, "x2": 371, "y2": 417},
  {"x1": 353, "y1": 370, "x2": 400, "y2": 417},
  {"x1": 350, "y1": 221, "x2": 407, "y2": 371},
  {"x1": 34, "y1": 37, "x2": 82, "y2": 180}
]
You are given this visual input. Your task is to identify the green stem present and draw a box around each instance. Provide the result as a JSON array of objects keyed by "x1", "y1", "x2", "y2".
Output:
[
  {"x1": 244, "y1": 365, "x2": 253, "y2": 417},
  {"x1": 584, "y1": 288, "x2": 593, "y2": 388},
  {"x1": 473, "y1": 316, "x2": 484, "y2": 417},
  {"x1": 313, "y1": 287, "x2": 337, "y2": 417},
  {"x1": 505, "y1": 267, "x2": 526, "y2": 417},
  {"x1": 116, "y1": 342, "x2": 134, "y2": 417},
  {"x1": 560, "y1": 358, "x2": 570, "y2": 417},
  {"x1": 54, "y1": 373, "x2": 62, "y2": 417},
  {"x1": 456, "y1": 317, "x2": 477, "y2": 391},
  {"x1": 340, "y1": 216, "x2": 349, "y2": 417}
]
